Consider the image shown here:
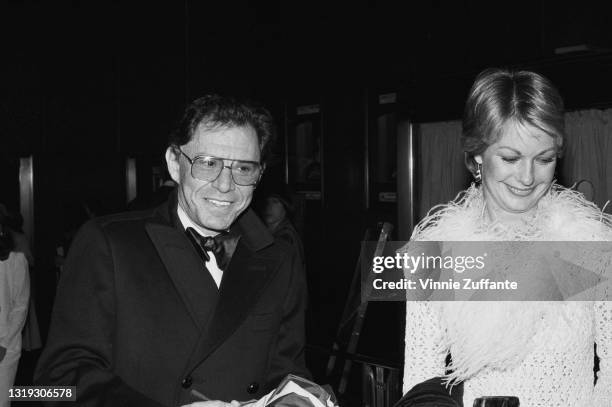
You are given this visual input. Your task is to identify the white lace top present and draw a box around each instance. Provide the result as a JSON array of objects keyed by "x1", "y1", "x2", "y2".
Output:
[
  {"x1": 404, "y1": 301, "x2": 611, "y2": 406},
  {"x1": 402, "y1": 185, "x2": 612, "y2": 407}
]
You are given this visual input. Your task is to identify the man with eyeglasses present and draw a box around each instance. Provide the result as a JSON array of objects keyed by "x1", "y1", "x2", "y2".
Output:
[{"x1": 35, "y1": 95, "x2": 309, "y2": 406}]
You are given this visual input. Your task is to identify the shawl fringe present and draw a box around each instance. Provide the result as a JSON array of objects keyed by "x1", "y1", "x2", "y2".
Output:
[{"x1": 409, "y1": 183, "x2": 612, "y2": 383}]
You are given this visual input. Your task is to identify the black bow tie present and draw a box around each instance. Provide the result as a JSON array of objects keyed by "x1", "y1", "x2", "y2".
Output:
[{"x1": 185, "y1": 227, "x2": 239, "y2": 270}]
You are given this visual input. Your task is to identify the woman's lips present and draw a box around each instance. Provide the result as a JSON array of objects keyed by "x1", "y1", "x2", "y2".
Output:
[{"x1": 505, "y1": 184, "x2": 534, "y2": 197}]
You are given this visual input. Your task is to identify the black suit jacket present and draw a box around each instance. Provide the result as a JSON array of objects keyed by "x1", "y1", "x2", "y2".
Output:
[{"x1": 35, "y1": 196, "x2": 309, "y2": 406}]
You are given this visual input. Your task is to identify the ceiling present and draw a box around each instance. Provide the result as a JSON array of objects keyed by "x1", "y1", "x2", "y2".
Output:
[{"x1": 1, "y1": 1, "x2": 611, "y2": 151}]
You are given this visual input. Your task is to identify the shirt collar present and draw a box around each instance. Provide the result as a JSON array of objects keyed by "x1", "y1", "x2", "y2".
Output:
[{"x1": 176, "y1": 204, "x2": 218, "y2": 237}]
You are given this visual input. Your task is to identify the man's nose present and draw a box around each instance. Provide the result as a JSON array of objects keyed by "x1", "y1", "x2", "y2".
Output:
[
  {"x1": 518, "y1": 160, "x2": 535, "y2": 186},
  {"x1": 212, "y1": 166, "x2": 235, "y2": 192}
]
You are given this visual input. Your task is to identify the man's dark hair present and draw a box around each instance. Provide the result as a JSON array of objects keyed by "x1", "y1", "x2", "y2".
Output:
[{"x1": 168, "y1": 94, "x2": 276, "y2": 165}]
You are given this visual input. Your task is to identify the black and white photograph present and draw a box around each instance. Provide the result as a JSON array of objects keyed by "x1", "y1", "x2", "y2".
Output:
[{"x1": 1, "y1": 1, "x2": 611, "y2": 406}]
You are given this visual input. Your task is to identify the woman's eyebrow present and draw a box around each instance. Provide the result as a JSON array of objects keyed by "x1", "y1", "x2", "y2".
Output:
[
  {"x1": 496, "y1": 146, "x2": 556, "y2": 155},
  {"x1": 535, "y1": 148, "x2": 557, "y2": 156},
  {"x1": 496, "y1": 146, "x2": 521, "y2": 154}
]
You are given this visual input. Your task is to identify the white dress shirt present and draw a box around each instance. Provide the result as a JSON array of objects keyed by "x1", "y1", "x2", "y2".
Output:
[{"x1": 177, "y1": 205, "x2": 223, "y2": 288}]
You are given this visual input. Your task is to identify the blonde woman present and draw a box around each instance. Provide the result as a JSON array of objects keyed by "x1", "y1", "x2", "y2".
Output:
[{"x1": 402, "y1": 69, "x2": 611, "y2": 406}]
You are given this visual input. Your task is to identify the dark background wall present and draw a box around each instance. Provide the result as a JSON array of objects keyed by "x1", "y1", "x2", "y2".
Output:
[
  {"x1": 4, "y1": 1, "x2": 612, "y2": 154},
  {"x1": 2, "y1": 0, "x2": 612, "y2": 400}
]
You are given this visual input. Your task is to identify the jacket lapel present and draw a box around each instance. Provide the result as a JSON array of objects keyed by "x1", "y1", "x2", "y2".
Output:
[
  {"x1": 185, "y1": 210, "x2": 278, "y2": 373},
  {"x1": 145, "y1": 199, "x2": 219, "y2": 331}
]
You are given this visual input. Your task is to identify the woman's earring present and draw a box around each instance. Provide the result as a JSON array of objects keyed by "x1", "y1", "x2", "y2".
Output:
[{"x1": 475, "y1": 163, "x2": 482, "y2": 183}]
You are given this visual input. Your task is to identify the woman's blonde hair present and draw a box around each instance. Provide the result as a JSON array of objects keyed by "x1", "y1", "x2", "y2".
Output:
[{"x1": 462, "y1": 68, "x2": 565, "y2": 177}]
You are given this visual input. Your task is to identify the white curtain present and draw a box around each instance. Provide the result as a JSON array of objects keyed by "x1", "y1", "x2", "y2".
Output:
[
  {"x1": 415, "y1": 120, "x2": 470, "y2": 222},
  {"x1": 562, "y1": 109, "x2": 612, "y2": 214}
]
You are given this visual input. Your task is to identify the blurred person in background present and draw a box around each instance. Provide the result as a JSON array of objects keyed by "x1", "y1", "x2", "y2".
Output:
[
  {"x1": 1, "y1": 208, "x2": 41, "y2": 353},
  {"x1": 261, "y1": 193, "x2": 305, "y2": 269},
  {"x1": 0, "y1": 205, "x2": 30, "y2": 407}
]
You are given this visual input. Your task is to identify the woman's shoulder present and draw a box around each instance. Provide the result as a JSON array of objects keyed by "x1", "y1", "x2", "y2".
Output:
[
  {"x1": 411, "y1": 184, "x2": 485, "y2": 241},
  {"x1": 542, "y1": 184, "x2": 612, "y2": 240}
]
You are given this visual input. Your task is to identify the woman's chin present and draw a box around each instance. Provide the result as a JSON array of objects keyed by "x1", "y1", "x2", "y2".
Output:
[{"x1": 504, "y1": 200, "x2": 538, "y2": 214}]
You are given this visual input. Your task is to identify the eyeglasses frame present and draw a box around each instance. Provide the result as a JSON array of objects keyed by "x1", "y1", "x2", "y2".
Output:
[{"x1": 175, "y1": 147, "x2": 264, "y2": 186}]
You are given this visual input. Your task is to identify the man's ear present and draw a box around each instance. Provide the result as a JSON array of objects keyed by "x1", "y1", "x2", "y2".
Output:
[
  {"x1": 165, "y1": 147, "x2": 181, "y2": 184},
  {"x1": 255, "y1": 163, "x2": 266, "y2": 188}
]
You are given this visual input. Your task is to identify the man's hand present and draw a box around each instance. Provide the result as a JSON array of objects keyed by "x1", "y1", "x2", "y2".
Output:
[
  {"x1": 182, "y1": 401, "x2": 241, "y2": 407},
  {"x1": 0, "y1": 346, "x2": 6, "y2": 362}
]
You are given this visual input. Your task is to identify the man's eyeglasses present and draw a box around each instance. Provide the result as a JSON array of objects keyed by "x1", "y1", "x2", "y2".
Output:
[{"x1": 177, "y1": 148, "x2": 263, "y2": 186}]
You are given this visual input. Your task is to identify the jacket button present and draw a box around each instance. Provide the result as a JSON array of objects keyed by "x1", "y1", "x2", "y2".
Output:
[
  {"x1": 247, "y1": 382, "x2": 259, "y2": 394},
  {"x1": 181, "y1": 376, "x2": 193, "y2": 388}
]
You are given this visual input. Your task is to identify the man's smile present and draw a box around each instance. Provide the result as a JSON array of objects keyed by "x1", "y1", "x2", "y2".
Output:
[{"x1": 204, "y1": 197, "x2": 232, "y2": 207}]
